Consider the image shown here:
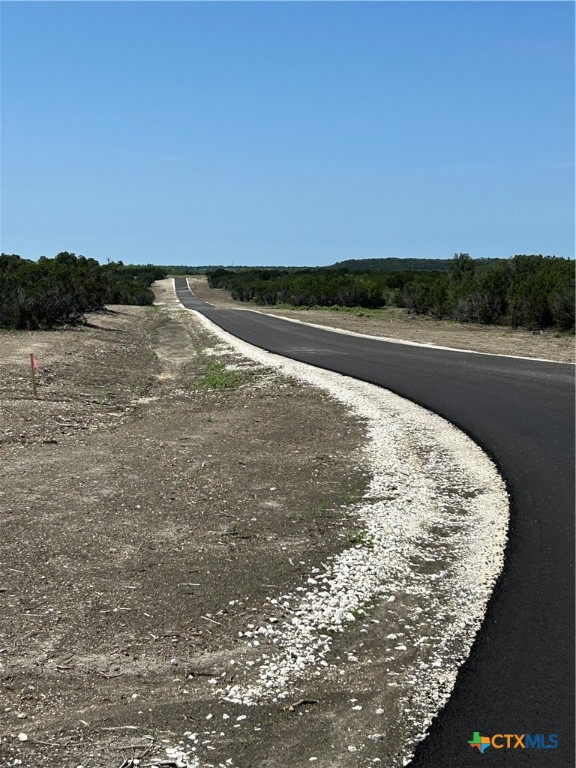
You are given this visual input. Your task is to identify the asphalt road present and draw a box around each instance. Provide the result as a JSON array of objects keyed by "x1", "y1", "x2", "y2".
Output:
[{"x1": 174, "y1": 278, "x2": 575, "y2": 766}]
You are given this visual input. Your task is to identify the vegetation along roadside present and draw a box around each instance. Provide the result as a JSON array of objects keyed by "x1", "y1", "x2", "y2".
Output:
[{"x1": 208, "y1": 254, "x2": 575, "y2": 333}]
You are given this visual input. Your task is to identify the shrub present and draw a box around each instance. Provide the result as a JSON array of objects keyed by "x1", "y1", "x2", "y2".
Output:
[{"x1": 0, "y1": 252, "x2": 167, "y2": 329}]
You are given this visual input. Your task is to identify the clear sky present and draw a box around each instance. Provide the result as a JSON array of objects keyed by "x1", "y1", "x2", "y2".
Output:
[{"x1": 1, "y1": 1, "x2": 574, "y2": 267}]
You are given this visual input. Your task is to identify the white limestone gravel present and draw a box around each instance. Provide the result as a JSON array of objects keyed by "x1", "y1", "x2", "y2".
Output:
[{"x1": 177, "y1": 292, "x2": 509, "y2": 766}]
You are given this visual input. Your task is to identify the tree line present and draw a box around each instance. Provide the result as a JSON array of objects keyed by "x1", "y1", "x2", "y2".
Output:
[
  {"x1": 208, "y1": 254, "x2": 574, "y2": 332},
  {"x1": 0, "y1": 252, "x2": 167, "y2": 330},
  {"x1": 328, "y1": 256, "x2": 496, "y2": 272}
]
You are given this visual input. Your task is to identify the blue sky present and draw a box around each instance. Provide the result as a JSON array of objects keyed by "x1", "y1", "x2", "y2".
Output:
[{"x1": 1, "y1": 1, "x2": 574, "y2": 266}]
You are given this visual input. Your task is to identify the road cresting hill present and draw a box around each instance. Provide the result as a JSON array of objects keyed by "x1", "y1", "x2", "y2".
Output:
[{"x1": 174, "y1": 279, "x2": 510, "y2": 768}]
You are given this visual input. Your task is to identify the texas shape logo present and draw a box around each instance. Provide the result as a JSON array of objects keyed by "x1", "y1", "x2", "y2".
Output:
[{"x1": 468, "y1": 732, "x2": 491, "y2": 754}]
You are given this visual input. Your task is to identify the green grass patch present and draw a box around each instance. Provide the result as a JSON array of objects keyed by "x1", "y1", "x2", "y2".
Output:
[
  {"x1": 347, "y1": 529, "x2": 375, "y2": 547},
  {"x1": 324, "y1": 305, "x2": 379, "y2": 317},
  {"x1": 269, "y1": 303, "x2": 381, "y2": 317},
  {"x1": 196, "y1": 358, "x2": 242, "y2": 390}
]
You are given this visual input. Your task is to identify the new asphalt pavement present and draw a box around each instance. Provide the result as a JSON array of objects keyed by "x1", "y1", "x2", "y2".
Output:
[{"x1": 174, "y1": 278, "x2": 575, "y2": 766}]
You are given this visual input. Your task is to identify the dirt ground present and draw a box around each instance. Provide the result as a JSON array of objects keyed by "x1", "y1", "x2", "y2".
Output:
[{"x1": 188, "y1": 277, "x2": 575, "y2": 363}]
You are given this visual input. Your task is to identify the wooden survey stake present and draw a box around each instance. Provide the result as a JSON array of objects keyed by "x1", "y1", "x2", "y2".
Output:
[{"x1": 30, "y1": 353, "x2": 38, "y2": 398}]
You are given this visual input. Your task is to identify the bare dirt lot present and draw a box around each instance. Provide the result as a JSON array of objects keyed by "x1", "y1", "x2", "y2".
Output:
[{"x1": 188, "y1": 277, "x2": 575, "y2": 363}]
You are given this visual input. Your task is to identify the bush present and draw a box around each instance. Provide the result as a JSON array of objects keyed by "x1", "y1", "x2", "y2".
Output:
[
  {"x1": 0, "y1": 252, "x2": 167, "y2": 330},
  {"x1": 207, "y1": 255, "x2": 574, "y2": 332}
]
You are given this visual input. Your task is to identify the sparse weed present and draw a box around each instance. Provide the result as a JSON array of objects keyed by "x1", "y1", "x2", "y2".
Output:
[
  {"x1": 316, "y1": 500, "x2": 340, "y2": 519},
  {"x1": 347, "y1": 529, "x2": 374, "y2": 547},
  {"x1": 228, "y1": 520, "x2": 240, "y2": 535},
  {"x1": 129, "y1": 380, "x2": 147, "y2": 395},
  {"x1": 188, "y1": 354, "x2": 242, "y2": 390}
]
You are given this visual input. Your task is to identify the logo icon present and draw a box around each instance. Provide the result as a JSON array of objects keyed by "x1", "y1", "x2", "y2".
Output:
[
  {"x1": 467, "y1": 730, "x2": 558, "y2": 752},
  {"x1": 469, "y1": 732, "x2": 491, "y2": 753}
]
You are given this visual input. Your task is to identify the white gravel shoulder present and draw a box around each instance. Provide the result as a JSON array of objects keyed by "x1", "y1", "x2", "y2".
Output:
[{"x1": 174, "y1": 289, "x2": 509, "y2": 767}]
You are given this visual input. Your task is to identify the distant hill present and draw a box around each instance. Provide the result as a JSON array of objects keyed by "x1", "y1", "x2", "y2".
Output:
[
  {"x1": 329, "y1": 257, "x2": 498, "y2": 272},
  {"x1": 166, "y1": 265, "x2": 310, "y2": 274},
  {"x1": 165, "y1": 259, "x2": 501, "y2": 275},
  {"x1": 166, "y1": 265, "x2": 225, "y2": 275}
]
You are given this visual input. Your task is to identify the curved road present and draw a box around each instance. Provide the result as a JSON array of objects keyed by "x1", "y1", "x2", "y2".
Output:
[{"x1": 175, "y1": 278, "x2": 574, "y2": 766}]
